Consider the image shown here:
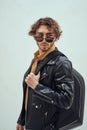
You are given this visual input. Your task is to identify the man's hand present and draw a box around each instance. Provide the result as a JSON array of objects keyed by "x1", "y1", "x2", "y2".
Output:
[
  {"x1": 16, "y1": 124, "x2": 24, "y2": 130},
  {"x1": 25, "y1": 72, "x2": 40, "y2": 89}
]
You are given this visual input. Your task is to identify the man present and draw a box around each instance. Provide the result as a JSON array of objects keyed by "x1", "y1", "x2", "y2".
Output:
[{"x1": 16, "y1": 17, "x2": 74, "y2": 130}]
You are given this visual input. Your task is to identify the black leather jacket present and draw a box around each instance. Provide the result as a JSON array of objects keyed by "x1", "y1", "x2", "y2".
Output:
[{"x1": 17, "y1": 49, "x2": 74, "y2": 130}]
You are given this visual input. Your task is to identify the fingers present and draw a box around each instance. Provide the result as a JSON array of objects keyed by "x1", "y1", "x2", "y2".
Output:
[
  {"x1": 26, "y1": 73, "x2": 34, "y2": 80},
  {"x1": 25, "y1": 72, "x2": 40, "y2": 86},
  {"x1": 25, "y1": 72, "x2": 40, "y2": 80},
  {"x1": 16, "y1": 124, "x2": 24, "y2": 130},
  {"x1": 25, "y1": 72, "x2": 40, "y2": 89}
]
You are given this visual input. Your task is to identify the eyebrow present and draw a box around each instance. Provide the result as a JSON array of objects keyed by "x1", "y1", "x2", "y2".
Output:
[{"x1": 36, "y1": 32, "x2": 54, "y2": 35}]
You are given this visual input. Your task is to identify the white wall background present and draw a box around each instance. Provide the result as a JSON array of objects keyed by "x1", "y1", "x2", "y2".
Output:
[{"x1": 0, "y1": 0, "x2": 87, "y2": 130}]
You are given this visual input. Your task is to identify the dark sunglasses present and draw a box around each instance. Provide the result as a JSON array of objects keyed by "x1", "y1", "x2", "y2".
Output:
[{"x1": 34, "y1": 34, "x2": 54, "y2": 43}]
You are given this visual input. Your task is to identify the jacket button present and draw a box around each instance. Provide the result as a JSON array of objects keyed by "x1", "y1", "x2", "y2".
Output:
[
  {"x1": 35, "y1": 105, "x2": 38, "y2": 109},
  {"x1": 44, "y1": 112, "x2": 48, "y2": 116},
  {"x1": 51, "y1": 100, "x2": 54, "y2": 104}
]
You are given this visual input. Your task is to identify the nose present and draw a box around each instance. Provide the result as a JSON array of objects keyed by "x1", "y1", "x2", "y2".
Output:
[
  {"x1": 42, "y1": 35, "x2": 47, "y2": 42},
  {"x1": 43, "y1": 37, "x2": 46, "y2": 42}
]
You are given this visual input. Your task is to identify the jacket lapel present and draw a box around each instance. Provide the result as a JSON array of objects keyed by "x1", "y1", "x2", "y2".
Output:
[{"x1": 35, "y1": 50, "x2": 61, "y2": 74}]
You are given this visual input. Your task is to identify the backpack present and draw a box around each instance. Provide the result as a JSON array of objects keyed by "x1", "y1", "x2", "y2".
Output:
[
  {"x1": 56, "y1": 68, "x2": 85, "y2": 130},
  {"x1": 35, "y1": 50, "x2": 85, "y2": 130}
]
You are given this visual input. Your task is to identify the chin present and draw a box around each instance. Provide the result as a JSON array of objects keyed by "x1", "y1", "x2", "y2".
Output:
[{"x1": 41, "y1": 47, "x2": 50, "y2": 52}]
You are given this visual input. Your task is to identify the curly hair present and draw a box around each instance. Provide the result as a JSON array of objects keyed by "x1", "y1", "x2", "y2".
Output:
[{"x1": 28, "y1": 17, "x2": 62, "y2": 40}]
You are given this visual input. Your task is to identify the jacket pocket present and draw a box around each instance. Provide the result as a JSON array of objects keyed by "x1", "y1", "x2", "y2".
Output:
[
  {"x1": 31, "y1": 94, "x2": 43, "y2": 114},
  {"x1": 27, "y1": 94, "x2": 44, "y2": 129}
]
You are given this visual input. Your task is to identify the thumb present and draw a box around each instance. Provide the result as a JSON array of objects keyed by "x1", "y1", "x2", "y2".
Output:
[
  {"x1": 36, "y1": 71, "x2": 40, "y2": 79},
  {"x1": 37, "y1": 71, "x2": 40, "y2": 78}
]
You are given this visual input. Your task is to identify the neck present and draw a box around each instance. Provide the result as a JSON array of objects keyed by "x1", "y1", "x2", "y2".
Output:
[{"x1": 39, "y1": 49, "x2": 46, "y2": 55}]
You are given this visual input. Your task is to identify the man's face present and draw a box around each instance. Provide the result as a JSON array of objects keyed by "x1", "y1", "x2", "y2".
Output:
[{"x1": 34, "y1": 25, "x2": 56, "y2": 53}]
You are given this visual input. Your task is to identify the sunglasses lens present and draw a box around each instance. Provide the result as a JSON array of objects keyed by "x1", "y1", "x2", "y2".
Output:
[
  {"x1": 35, "y1": 36, "x2": 43, "y2": 42},
  {"x1": 45, "y1": 37, "x2": 54, "y2": 42}
]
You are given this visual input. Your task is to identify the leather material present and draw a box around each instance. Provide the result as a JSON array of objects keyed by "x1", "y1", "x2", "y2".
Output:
[
  {"x1": 17, "y1": 49, "x2": 74, "y2": 130},
  {"x1": 57, "y1": 68, "x2": 85, "y2": 130}
]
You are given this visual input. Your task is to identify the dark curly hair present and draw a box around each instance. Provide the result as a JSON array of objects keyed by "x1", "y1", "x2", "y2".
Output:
[{"x1": 28, "y1": 17, "x2": 62, "y2": 40}]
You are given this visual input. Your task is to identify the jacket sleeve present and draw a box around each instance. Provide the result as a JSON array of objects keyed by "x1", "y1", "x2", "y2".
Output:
[
  {"x1": 34, "y1": 59, "x2": 74, "y2": 110},
  {"x1": 17, "y1": 60, "x2": 34, "y2": 125},
  {"x1": 17, "y1": 77, "x2": 27, "y2": 125}
]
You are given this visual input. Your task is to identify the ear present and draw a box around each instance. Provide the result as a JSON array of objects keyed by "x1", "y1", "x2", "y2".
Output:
[
  {"x1": 54, "y1": 38, "x2": 57, "y2": 42},
  {"x1": 55, "y1": 37, "x2": 59, "y2": 41},
  {"x1": 53, "y1": 35, "x2": 58, "y2": 41}
]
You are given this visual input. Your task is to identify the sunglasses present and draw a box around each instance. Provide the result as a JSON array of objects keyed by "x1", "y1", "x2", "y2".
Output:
[{"x1": 34, "y1": 33, "x2": 54, "y2": 43}]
